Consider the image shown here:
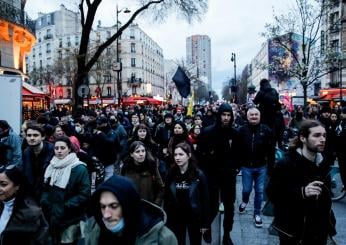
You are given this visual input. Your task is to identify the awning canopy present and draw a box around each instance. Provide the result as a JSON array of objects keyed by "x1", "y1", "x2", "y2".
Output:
[
  {"x1": 122, "y1": 96, "x2": 164, "y2": 105},
  {"x1": 22, "y1": 81, "x2": 47, "y2": 98},
  {"x1": 319, "y1": 88, "x2": 346, "y2": 101}
]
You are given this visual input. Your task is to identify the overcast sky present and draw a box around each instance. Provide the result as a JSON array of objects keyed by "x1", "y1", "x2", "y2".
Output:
[{"x1": 25, "y1": 0, "x2": 292, "y2": 95}]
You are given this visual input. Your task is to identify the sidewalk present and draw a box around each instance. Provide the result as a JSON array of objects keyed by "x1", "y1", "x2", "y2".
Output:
[{"x1": 203, "y1": 175, "x2": 346, "y2": 245}]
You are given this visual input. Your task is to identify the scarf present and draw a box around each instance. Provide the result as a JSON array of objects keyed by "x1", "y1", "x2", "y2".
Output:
[{"x1": 44, "y1": 153, "x2": 85, "y2": 189}]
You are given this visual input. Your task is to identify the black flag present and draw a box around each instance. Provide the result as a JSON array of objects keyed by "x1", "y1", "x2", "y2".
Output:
[{"x1": 172, "y1": 66, "x2": 191, "y2": 98}]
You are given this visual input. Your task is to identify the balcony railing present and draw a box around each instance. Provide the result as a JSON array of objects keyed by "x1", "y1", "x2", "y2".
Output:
[
  {"x1": 0, "y1": 0, "x2": 36, "y2": 35},
  {"x1": 128, "y1": 77, "x2": 143, "y2": 85}
]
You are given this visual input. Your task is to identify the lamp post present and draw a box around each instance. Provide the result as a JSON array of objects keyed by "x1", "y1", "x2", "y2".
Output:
[
  {"x1": 231, "y1": 52, "x2": 237, "y2": 102},
  {"x1": 115, "y1": 4, "x2": 130, "y2": 105}
]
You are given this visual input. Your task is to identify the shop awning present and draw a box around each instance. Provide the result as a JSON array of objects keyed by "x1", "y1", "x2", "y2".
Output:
[
  {"x1": 122, "y1": 96, "x2": 164, "y2": 105},
  {"x1": 319, "y1": 88, "x2": 346, "y2": 101},
  {"x1": 22, "y1": 81, "x2": 47, "y2": 97}
]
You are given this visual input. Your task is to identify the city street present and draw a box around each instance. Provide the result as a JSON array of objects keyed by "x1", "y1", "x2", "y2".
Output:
[{"x1": 202, "y1": 175, "x2": 346, "y2": 245}]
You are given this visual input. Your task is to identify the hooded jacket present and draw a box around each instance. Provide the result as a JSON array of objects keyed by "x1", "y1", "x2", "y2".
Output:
[
  {"x1": 197, "y1": 103, "x2": 238, "y2": 171},
  {"x1": 266, "y1": 149, "x2": 336, "y2": 244},
  {"x1": 84, "y1": 175, "x2": 177, "y2": 245}
]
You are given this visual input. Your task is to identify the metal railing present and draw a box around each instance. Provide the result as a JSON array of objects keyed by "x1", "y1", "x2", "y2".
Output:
[{"x1": 0, "y1": 0, "x2": 36, "y2": 35}]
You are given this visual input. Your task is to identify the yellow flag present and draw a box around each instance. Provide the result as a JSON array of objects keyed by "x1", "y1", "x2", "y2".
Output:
[{"x1": 187, "y1": 90, "x2": 194, "y2": 116}]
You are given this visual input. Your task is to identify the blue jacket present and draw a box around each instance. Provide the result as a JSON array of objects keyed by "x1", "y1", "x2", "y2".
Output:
[{"x1": 0, "y1": 128, "x2": 22, "y2": 165}]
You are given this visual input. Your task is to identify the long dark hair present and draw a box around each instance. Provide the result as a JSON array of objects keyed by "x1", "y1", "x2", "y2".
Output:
[
  {"x1": 170, "y1": 142, "x2": 199, "y2": 181},
  {"x1": 123, "y1": 141, "x2": 157, "y2": 175},
  {"x1": 0, "y1": 165, "x2": 34, "y2": 200},
  {"x1": 129, "y1": 124, "x2": 156, "y2": 145},
  {"x1": 289, "y1": 119, "x2": 324, "y2": 150}
]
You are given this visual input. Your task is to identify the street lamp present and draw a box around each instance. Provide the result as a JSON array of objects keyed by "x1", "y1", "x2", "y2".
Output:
[
  {"x1": 115, "y1": 4, "x2": 131, "y2": 105},
  {"x1": 231, "y1": 52, "x2": 237, "y2": 102}
]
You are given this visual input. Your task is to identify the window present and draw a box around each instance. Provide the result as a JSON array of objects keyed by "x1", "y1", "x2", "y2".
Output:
[
  {"x1": 67, "y1": 37, "x2": 71, "y2": 47},
  {"x1": 130, "y1": 29, "x2": 135, "y2": 39},
  {"x1": 47, "y1": 15, "x2": 51, "y2": 25},
  {"x1": 59, "y1": 39, "x2": 63, "y2": 48},
  {"x1": 46, "y1": 43, "x2": 51, "y2": 53},
  {"x1": 107, "y1": 31, "x2": 111, "y2": 38},
  {"x1": 131, "y1": 43, "x2": 136, "y2": 53},
  {"x1": 107, "y1": 86, "x2": 112, "y2": 96},
  {"x1": 331, "y1": 39, "x2": 339, "y2": 52},
  {"x1": 131, "y1": 58, "x2": 136, "y2": 67}
]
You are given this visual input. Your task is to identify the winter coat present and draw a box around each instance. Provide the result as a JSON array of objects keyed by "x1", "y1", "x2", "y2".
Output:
[
  {"x1": 197, "y1": 103, "x2": 237, "y2": 172},
  {"x1": 0, "y1": 128, "x2": 22, "y2": 166},
  {"x1": 164, "y1": 166, "x2": 210, "y2": 228},
  {"x1": 85, "y1": 175, "x2": 177, "y2": 245},
  {"x1": 41, "y1": 164, "x2": 91, "y2": 231},
  {"x1": 22, "y1": 141, "x2": 54, "y2": 199},
  {"x1": 0, "y1": 196, "x2": 51, "y2": 245},
  {"x1": 266, "y1": 150, "x2": 336, "y2": 244},
  {"x1": 121, "y1": 159, "x2": 164, "y2": 205},
  {"x1": 234, "y1": 123, "x2": 275, "y2": 169}
]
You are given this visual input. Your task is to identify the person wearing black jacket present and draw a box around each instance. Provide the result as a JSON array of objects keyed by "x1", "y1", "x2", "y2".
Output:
[
  {"x1": 164, "y1": 142, "x2": 209, "y2": 245},
  {"x1": 90, "y1": 117, "x2": 120, "y2": 180},
  {"x1": 234, "y1": 107, "x2": 275, "y2": 227},
  {"x1": 266, "y1": 120, "x2": 336, "y2": 245},
  {"x1": 22, "y1": 123, "x2": 54, "y2": 200},
  {"x1": 197, "y1": 103, "x2": 237, "y2": 245}
]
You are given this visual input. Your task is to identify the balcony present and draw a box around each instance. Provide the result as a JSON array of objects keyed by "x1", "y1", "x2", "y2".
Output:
[
  {"x1": 0, "y1": 0, "x2": 36, "y2": 35},
  {"x1": 128, "y1": 77, "x2": 143, "y2": 86}
]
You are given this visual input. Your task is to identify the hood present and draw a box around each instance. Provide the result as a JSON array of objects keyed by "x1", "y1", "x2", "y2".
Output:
[
  {"x1": 138, "y1": 200, "x2": 166, "y2": 237},
  {"x1": 216, "y1": 103, "x2": 234, "y2": 126},
  {"x1": 90, "y1": 175, "x2": 141, "y2": 234}
]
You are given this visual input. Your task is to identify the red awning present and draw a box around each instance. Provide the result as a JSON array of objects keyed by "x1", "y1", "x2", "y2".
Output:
[{"x1": 122, "y1": 97, "x2": 163, "y2": 105}]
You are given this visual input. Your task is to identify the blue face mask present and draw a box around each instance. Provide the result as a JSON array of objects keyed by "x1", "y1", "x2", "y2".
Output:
[{"x1": 104, "y1": 218, "x2": 125, "y2": 233}]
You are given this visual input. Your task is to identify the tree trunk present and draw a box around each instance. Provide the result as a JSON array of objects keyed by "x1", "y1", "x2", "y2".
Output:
[{"x1": 303, "y1": 84, "x2": 308, "y2": 111}]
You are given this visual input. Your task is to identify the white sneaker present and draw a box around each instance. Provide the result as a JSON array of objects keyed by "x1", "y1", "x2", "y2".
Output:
[
  {"x1": 254, "y1": 215, "x2": 263, "y2": 228},
  {"x1": 219, "y1": 203, "x2": 224, "y2": 212}
]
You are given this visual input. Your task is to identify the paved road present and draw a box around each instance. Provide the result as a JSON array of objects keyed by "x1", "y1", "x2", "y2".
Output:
[{"x1": 202, "y1": 175, "x2": 346, "y2": 245}]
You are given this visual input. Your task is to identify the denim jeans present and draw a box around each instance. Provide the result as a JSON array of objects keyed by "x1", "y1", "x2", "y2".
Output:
[{"x1": 241, "y1": 166, "x2": 267, "y2": 215}]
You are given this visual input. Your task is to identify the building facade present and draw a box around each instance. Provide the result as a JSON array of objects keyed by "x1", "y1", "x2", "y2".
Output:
[
  {"x1": 26, "y1": 4, "x2": 164, "y2": 106},
  {"x1": 91, "y1": 23, "x2": 164, "y2": 104},
  {"x1": 320, "y1": 0, "x2": 346, "y2": 91},
  {"x1": 25, "y1": 4, "x2": 81, "y2": 103},
  {"x1": 0, "y1": 0, "x2": 36, "y2": 75},
  {"x1": 186, "y1": 35, "x2": 212, "y2": 88},
  {"x1": 249, "y1": 33, "x2": 314, "y2": 107}
]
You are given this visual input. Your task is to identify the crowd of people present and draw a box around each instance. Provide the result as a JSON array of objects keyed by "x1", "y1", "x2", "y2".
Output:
[{"x1": 0, "y1": 79, "x2": 345, "y2": 245}]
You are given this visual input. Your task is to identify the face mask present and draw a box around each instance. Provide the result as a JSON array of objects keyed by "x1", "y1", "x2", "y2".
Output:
[
  {"x1": 109, "y1": 119, "x2": 116, "y2": 124},
  {"x1": 103, "y1": 218, "x2": 125, "y2": 233},
  {"x1": 75, "y1": 126, "x2": 82, "y2": 133}
]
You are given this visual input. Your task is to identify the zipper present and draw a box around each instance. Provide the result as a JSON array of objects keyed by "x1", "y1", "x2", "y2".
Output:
[
  {"x1": 272, "y1": 225, "x2": 294, "y2": 238},
  {"x1": 251, "y1": 133, "x2": 254, "y2": 166}
]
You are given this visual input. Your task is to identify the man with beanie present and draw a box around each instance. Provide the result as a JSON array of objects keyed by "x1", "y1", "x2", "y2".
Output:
[
  {"x1": 84, "y1": 175, "x2": 177, "y2": 245},
  {"x1": 197, "y1": 103, "x2": 238, "y2": 245}
]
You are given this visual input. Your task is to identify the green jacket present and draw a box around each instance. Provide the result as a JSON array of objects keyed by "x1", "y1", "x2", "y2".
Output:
[
  {"x1": 84, "y1": 200, "x2": 177, "y2": 245},
  {"x1": 41, "y1": 164, "x2": 91, "y2": 230}
]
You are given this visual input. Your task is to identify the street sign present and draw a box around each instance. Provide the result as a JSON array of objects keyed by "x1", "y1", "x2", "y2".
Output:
[
  {"x1": 77, "y1": 85, "x2": 90, "y2": 98},
  {"x1": 112, "y1": 62, "x2": 122, "y2": 71}
]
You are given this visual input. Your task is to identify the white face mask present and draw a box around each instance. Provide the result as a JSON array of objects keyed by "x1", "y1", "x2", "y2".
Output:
[
  {"x1": 103, "y1": 218, "x2": 125, "y2": 233},
  {"x1": 75, "y1": 126, "x2": 82, "y2": 133}
]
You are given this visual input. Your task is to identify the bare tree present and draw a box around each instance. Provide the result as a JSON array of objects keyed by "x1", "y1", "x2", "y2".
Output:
[
  {"x1": 73, "y1": 0, "x2": 208, "y2": 112},
  {"x1": 262, "y1": 0, "x2": 340, "y2": 108}
]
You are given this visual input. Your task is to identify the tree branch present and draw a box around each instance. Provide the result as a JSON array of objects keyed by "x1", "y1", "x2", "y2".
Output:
[
  {"x1": 79, "y1": 0, "x2": 85, "y2": 28},
  {"x1": 85, "y1": 0, "x2": 164, "y2": 71}
]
